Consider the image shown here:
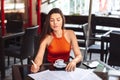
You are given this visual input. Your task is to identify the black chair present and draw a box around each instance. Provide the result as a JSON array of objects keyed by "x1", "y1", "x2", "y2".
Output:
[
  {"x1": 5, "y1": 25, "x2": 39, "y2": 65},
  {"x1": 12, "y1": 64, "x2": 31, "y2": 80},
  {"x1": 5, "y1": 20, "x2": 24, "y2": 46},
  {"x1": 82, "y1": 23, "x2": 109, "y2": 62},
  {"x1": 108, "y1": 31, "x2": 120, "y2": 67},
  {"x1": 6, "y1": 20, "x2": 23, "y2": 33}
]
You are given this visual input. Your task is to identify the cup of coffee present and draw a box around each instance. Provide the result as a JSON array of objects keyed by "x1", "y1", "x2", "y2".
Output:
[{"x1": 55, "y1": 59, "x2": 64, "y2": 66}]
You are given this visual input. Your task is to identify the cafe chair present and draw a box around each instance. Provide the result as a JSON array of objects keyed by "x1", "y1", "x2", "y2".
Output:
[
  {"x1": 108, "y1": 31, "x2": 120, "y2": 67},
  {"x1": 5, "y1": 20, "x2": 24, "y2": 46},
  {"x1": 5, "y1": 25, "x2": 38, "y2": 65},
  {"x1": 12, "y1": 65, "x2": 22, "y2": 80},
  {"x1": 12, "y1": 64, "x2": 31, "y2": 80},
  {"x1": 82, "y1": 23, "x2": 109, "y2": 62},
  {"x1": 6, "y1": 20, "x2": 23, "y2": 33}
]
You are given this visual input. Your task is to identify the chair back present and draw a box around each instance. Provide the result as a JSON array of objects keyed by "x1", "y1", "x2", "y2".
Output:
[
  {"x1": 6, "y1": 20, "x2": 23, "y2": 33},
  {"x1": 20, "y1": 25, "x2": 38, "y2": 59},
  {"x1": 108, "y1": 31, "x2": 120, "y2": 66},
  {"x1": 82, "y1": 23, "x2": 95, "y2": 47}
]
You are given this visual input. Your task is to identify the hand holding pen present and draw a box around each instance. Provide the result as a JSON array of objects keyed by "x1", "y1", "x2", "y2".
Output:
[
  {"x1": 31, "y1": 60, "x2": 39, "y2": 73},
  {"x1": 31, "y1": 60, "x2": 37, "y2": 68}
]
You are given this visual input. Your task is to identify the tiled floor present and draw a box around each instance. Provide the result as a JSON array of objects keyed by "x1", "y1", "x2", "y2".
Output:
[{"x1": 1, "y1": 49, "x2": 104, "y2": 80}]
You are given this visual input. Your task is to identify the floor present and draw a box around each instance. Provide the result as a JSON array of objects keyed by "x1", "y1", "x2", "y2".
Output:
[{"x1": 0, "y1": 48, "x2": 112, "y2": 80}]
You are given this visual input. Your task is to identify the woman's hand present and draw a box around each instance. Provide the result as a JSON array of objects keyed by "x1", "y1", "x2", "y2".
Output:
[
  {"x1": 65, "y1": 61, "x2": 76, "y2": 71},
  {"x1": 31, "y1": 64, "x2": 40, "y2": 73}
]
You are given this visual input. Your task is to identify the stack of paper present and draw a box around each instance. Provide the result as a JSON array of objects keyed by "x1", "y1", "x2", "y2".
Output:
[{"x1": 28, "y1": 68, "x2": 102, "y2": 80}]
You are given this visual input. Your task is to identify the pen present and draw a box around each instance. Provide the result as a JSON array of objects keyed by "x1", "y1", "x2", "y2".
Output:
[{"x1": 31, "y1": 60, "x2": 37, "y2": 68}]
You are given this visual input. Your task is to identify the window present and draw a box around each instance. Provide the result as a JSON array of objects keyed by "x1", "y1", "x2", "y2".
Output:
[
  {"x1": 4, "y1": 0, "x2": 24, "y2": 13},
  {"x1": 41, "y1": 0, "x2": 120, "y2": 17}
]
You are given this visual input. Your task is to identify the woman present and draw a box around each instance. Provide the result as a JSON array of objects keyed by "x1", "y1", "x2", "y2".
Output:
[{"x1": 31, "y1": 8, "x2": 82, "y2": 72}]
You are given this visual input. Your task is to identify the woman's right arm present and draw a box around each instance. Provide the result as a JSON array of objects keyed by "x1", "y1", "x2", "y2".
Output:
[{"x1": 31, "y1": 38, "x2": 47, "y2": 73}]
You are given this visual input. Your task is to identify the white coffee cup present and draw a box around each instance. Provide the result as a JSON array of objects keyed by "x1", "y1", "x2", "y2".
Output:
[{"x1": 55, "y1": 59, "x2": 64, "y2": 66}]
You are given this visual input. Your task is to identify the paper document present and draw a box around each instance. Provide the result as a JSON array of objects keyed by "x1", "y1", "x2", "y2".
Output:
[
  {"x1": 28, "y1": 70, "x2": 61, "y2": 80},
  {"x1": 28, "y1": 68, "x2": 102, "y2": 80}
]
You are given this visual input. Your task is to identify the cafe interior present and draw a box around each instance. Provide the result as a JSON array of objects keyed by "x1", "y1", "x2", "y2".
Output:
[{"x1": 1, "y1": 0, "x2": 120, "y2": 80}]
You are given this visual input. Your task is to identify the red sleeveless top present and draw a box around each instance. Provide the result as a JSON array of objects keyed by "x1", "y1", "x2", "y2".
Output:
[{"x1": 47, "y1": 31, "x2": 71, "y2": 63}]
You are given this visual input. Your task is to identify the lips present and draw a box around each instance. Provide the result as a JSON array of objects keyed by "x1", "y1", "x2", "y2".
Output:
[
  {"x1": 53, "y1": 26, "x2": 58, "y2": 28},
  {"x1": 53, "y1": 26, "x2": 59, "y2": 28}
]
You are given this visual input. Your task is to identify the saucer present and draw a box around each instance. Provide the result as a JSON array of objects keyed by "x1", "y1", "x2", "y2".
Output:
[
  {"x1": 89, "y1": 61, "x2": 99, "y2": 68},
  {"x1": 53, "y1": 63, "x2": 66, "y2": 68}
]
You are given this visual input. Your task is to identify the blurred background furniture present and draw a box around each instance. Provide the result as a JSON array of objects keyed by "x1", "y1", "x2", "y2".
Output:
[
  {"x1": 5, "y1": 20, "x2": 24, "y2": 46},
  {"x1": 90, "y1": 15, "x2": 120, "y2": 62},
  {"x1": 12, "y1": 64, "x2": 31, "y2": 80},
  {"x1": 0, "y1": 31, "x2": 24, "y2": 79},
  {"x1": 5, "y1": 25, "x2": 38, "y2": 65},
  {"x1": 6, "y1": 20, "x2": 23, "y2": 33},
  {"x1": 82, "y1": 23, "x2": 109, "y2": 63},
  {"x1": 108, "y1": 31, "x2": 120, "y2": 67}
]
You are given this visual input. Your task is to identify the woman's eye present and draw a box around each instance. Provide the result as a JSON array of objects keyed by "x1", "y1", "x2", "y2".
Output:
[
  {"x1": 50, "y1": 19, "x2": 54, "y2": 22},
  {"x1": 57, "y1": 19, "x2": 61, "y2": 21},
  {"x1": 57, "y1": 19, "x2": 60, "y2": 21}
]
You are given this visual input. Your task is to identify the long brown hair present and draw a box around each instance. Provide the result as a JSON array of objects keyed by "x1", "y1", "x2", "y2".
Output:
[{"x1": 40, "y1": 8, "x2": 65, "y2": 41}]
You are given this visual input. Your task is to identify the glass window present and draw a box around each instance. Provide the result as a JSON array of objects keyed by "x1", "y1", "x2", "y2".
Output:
[
  {"x1": 91, "y1": 0, "x2": 120, "y2": 17},
  {"x1": 3, "y1": 0, "x2": 25, "y2": 21},
  {"x1": 41, "y1": 0, "x2": 120, "y2": 17},
  {"x1": 4, "y1": 0, "x2": 24, "y2": 13}
]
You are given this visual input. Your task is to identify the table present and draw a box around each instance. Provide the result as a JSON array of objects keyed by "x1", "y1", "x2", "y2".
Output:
[
  {"x1": 12, "y1": 60, "x2": 119, "y2": 80},
  {"x1": 0, "y1": 32, "x2": 24, "y2": 79}
]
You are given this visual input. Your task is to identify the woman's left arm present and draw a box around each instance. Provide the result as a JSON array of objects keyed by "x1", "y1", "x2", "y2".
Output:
[{"x1": 65, "y1": 30, "x2": 83, "y2": 71}]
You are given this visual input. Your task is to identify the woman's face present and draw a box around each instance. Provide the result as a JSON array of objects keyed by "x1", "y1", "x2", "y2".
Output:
[{"x1": 50, "y1": 13, "x2": 63, "y2": 31}]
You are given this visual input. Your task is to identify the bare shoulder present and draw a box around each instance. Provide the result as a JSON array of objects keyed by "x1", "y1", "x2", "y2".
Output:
[
  {"x1": 64, "y1": 29, "x2": 75, "y2": 37},
  {"x1": 64, "y1": 29, "x2": 76, "y2": 42},
  {"x1": 43, "y1": 34, "x2": 53, "y2": 45},
  {"x1": 44, "y1": 34, "x2": 52, "y2": 42}
]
